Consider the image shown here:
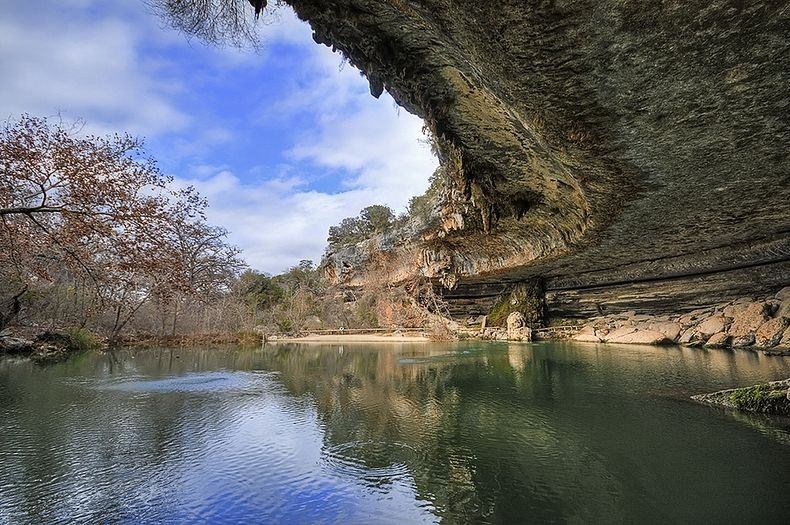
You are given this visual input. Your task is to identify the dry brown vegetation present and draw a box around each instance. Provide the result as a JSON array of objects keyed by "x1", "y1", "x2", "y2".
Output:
[{"x1": 0, "y1": 115, "x2": 244, "y2": 343}]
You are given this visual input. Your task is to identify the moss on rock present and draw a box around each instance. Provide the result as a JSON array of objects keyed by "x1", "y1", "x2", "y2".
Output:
[
  {"x1": 693, "y1": 379, "x2": 790, "y2": 415},
  {"x1": 30, "y1": 329, "x2": 101, "y2": 365},
  {"x1": 487, "y1": 280, "x2": 544, "y2": 327}
]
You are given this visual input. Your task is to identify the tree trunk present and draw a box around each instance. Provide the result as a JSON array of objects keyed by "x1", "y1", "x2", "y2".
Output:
[
  {"x1": 171, "y1": 297, "x2": 180, "y2": 336},
  {"x1": 0, "y1": 286, "x2": 27, "y2": 331}
]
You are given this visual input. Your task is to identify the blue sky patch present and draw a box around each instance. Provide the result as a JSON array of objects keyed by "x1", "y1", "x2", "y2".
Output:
[{"x1": 0, "y1": 0, "x2": 437, "y2": 272}]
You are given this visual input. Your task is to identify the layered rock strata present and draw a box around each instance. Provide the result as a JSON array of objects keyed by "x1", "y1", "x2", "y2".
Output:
[{"x1": 571, "y1": 287, "x2": 790, "y2": 351}]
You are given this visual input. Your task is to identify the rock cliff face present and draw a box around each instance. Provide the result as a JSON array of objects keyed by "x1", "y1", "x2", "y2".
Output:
[{"x1": 291, "y1": 0, "x2": 790, "y2": 321}]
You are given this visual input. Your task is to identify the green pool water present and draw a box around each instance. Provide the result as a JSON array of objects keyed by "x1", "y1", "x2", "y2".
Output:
[{"x1": 1, "y1": 341, "x2": 789, "y2": 523}]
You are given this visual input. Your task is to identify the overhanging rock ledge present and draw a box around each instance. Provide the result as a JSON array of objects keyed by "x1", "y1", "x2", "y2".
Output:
[{"x1": 288, "y1": 0, "x2": 789, "y2": 320}]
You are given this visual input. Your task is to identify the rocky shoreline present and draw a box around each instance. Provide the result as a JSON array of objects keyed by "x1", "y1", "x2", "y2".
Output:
[
  {"x1": 0, "y1": 329, "x2": 263, "y2": 365},
  {"x1": 4, "y1": 288, "x2": 789, "y2": 363},
  {"x1": 692, "y1": 379, "x2": 790, "y2": 416},
  {"x1": 570, "y1": 287, "x2": 790, "y2": 353},
  {"x1": 0, "y1": 329, "x2": 99, "y2": 365}
]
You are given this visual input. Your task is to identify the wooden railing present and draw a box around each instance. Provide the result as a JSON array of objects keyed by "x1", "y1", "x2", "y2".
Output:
[
  {"x1": 267, "y1": 325, "x2": 581, "y2": 338},
  {"x1": 533, "y1": 325, "x2": 580, "y2": 338},
  {"x1": 292, "y1": 327, "x2": 425, "y2": 335}
]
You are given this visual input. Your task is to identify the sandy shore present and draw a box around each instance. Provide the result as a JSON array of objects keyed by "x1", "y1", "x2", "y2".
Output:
[{"x1": 267, "y1": 334, "x2": 429, "y2": 343}]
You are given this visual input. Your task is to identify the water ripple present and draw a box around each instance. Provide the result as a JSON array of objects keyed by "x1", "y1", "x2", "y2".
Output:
[
  {"x1": 322, "y1": 441, "x2": 418, "y2": 488},
  {"x1": 2, "y1": 343, "x2": 790, "y2": 524},
  {"x1": 93, "y1": 371, "x2": 271, "y2": 393}
]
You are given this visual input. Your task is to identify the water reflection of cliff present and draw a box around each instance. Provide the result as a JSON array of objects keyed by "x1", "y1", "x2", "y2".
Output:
[
  {"x1": 3, "y1": 343, "x2": 789, "y2": 523},
  {"x1": 257, "y1": 343, "x2": 615, "y2": 523},
  {"x1": 255, "y1": 342, "x2": 790, "y2": 523}
]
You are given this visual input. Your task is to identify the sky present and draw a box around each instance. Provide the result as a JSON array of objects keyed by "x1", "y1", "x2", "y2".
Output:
[{"x1": 0, "y1": 0, "x2": 437, "y2": 273}]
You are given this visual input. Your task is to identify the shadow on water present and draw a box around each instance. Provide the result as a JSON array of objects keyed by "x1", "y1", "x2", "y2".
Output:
[{"x1": 1, "y1": 341, "x2": 789, "y2": 523}]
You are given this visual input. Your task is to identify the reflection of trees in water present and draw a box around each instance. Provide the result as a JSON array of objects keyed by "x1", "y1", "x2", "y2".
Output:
[
  {"x1": 257, "y1": 343, "x2": 625, "y2": 523},
  {"x1": 719, "y1": 408, "x2": 790, "y2": 445},
  {"x1": 258, "y1": 342, "x2": 790, "y2": 522},
  {"x1": 0, "y1": 349, "x2": 262, "y2": 522},
  {"x1": 4, "y1": 343, "x2": 788, "y2": 522}
]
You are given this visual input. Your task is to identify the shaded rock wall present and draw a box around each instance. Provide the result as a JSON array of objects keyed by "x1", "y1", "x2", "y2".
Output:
[{"x1": 290, "y1": 0, "x2": 790, "y2": 320}]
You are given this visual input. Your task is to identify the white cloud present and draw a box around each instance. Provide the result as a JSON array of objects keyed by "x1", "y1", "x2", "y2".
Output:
[
  {"x1": 182, "y1": 37, "x2": 437, "y2": 273},
  {"x1": 168, "y1": 8, "x2": 438, "y2": 273},
  {"x1": 0, "y1": 6, "x2": 189, "y2": 136},
  {"x1": 178, "y1": 104, "x2": 436, "y2": 275},
  {"x1": 0, "y1": 1, "x2": 438, "y2": 273},
  {"x1": 261, "y1": 8, "x2": 316, "y2": 47},
  {"x1": 278, "y1": 31, "x2": 438, "y2": 210},
  {"x1": 289, "y1": 99, "x2": 433, "y2": 204},
  {"x1": 177, "y1": 169, "x2": 388, "y2": 272}
]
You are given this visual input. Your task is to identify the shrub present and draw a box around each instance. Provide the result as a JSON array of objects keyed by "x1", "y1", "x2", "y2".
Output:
[
  {"x1": 36, "y1": 328, "x2": 100, "y2": 353},
  {"x1": 65, "y1": 328, "x2": 101, "y2": 352}
]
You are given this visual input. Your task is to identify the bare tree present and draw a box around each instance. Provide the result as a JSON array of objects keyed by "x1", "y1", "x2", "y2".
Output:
[
  {"x1": 1, "y1": 115, "x2": 204, "y2": 272},
  {"x1": 146, "y1": 0, "x2": 284, "y2": 48},
  {"x1": 158, "y1": 218, "x2": 246, "y2": 334},
  {"x1": 0, "y1": 115, "x2": 232, "y2": 339}
]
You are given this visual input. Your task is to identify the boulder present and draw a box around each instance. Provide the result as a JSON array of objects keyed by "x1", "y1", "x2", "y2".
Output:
[
  {"x1": 688, "y1": 307, "x2": 715, "y2": 317},
  {"x1": 765, "y1": 299, "x2": 781, "y2": 317},
  {"x1": 678, "y1": 308, "x2": 715, "y2": 326},
  {"x1": 506, "y1": 311, "x2": 531, "y2": 341},
  {"x1": 731, "y1": 334, "x2": 756, "y2": 347},
  {"x1": 678, "y1": 328, "x2": 703, "y2": 346},
  {"x1": 704, "y1": 332, "x2": 730, "y2": 348},
  {"x1": 678, "y1": 313, "x2": 699, "y2": 327},
  {"x1": 771, "y1": 326, "x2": 790, "y2": 349},
  {"x1": 482, "y1": 327, "x2": 510, "y2": 341},
  {"x1": 776, "y1": 287, "x2": 790, "y2": 302},
  {"x1": 647, "y1": 321, "x2": 682, "y2": 342},
  {"x1": 573, "y1": 325, "x2": 601, "y2": 343},
  {"x1": 507, "y1": 311, "x2": 525, "y2": 330},
  {"x1": 678, "y1": 328, "x2": 695, "y2": 344},
  {"x1": 728, "y1": 302, "x2": 770, "y2": 337},
  {"x1": 603, "y1": 326, "x2": 636, "y2": 341},
  {"x1": 607, "y1": 328, "x2": 670, "y2": 345},
  {"x1": 696, "y1": 315, "x2": 727, "y2": 337},
  {"x1": 677, "y1": 315, "x2": 694, "y2": 327},
  {"x1": 723, "y1": 302, "x2": 751, "y2": 319},
  {"x1": 755, "y1": 317, "x2": 790, "y2": 348},
  {"x1": 776, "y1": 300, "x2": 790, "y2": 320}
]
